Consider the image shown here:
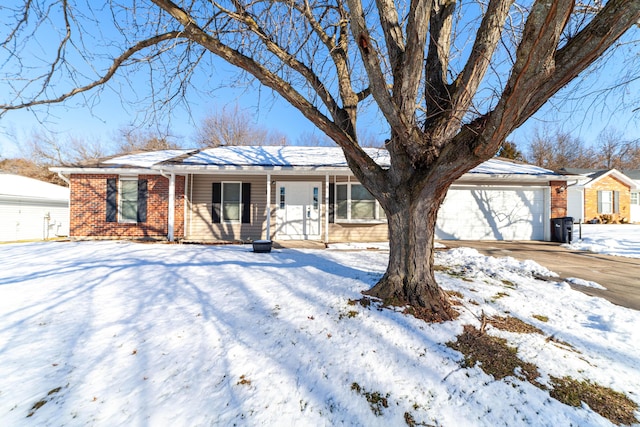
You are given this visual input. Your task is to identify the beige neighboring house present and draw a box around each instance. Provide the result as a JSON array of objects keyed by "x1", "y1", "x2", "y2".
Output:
[
  {"x1": 0, "y1": 171, "x2": 70, "y2": 241},
  {"x1": 560, "y1": 168, "x2": 638, "y2": 224}
]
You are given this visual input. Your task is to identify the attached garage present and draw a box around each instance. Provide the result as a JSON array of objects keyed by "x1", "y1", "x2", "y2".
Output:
[{"x1": 436, "y1": 185, "x2": 548, "y2": 241}]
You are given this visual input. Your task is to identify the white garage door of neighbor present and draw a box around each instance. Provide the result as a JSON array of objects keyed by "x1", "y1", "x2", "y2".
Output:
[{"x1": 436, "y1": 187, "x2": 547, "y2": 241}]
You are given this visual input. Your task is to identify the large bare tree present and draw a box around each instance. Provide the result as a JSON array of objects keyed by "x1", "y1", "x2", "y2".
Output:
[{"x1": 1, "y1": 1, "x2": 639, "y2": 320}]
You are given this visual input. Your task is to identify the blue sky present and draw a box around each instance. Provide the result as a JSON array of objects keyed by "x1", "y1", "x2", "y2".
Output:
[{"x1": 1, "y1": 4, "x2": 638, "y2": 160}]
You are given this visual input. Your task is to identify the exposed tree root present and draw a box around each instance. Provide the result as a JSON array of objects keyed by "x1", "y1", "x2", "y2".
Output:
[{"x1": 363, "y1": 277, "x2": 458, "y2": 323}]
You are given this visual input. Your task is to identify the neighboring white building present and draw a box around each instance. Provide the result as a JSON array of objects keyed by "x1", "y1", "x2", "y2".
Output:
[
  {"x1": 625, "y1": 170, "x2": 640, "y2": 223},
  {"x1": 0, "y1": 172, "x2": 69, "y2": 242}
]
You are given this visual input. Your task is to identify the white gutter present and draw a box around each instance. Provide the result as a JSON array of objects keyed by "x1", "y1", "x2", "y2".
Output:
[
  {"x1": 56, "y1": 171, "x2": 70, "y2": 185},
  {"x1": 50, "y1": 167, "x2": 167, "y2": 175}
]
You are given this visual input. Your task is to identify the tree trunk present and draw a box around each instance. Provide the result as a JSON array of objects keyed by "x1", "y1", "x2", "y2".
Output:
[{"x1": 364, "y1": 180, "x2": 456, "y2": 322}]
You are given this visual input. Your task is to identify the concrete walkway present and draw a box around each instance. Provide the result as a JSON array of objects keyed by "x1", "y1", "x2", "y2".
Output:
[{"x1": 440, "y1": 241, "x2": 640, "y2": 311}]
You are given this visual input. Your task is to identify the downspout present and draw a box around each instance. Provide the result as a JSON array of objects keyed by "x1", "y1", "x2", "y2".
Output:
[
  {"x1": 266, "y1": 173, "x2": 271, "y2": 240},
  {"x1": 325, "y1": 174, "x2": 329, "y2": 244},
  {"x1": 160, "y1": 170, "x2": 176, "y2": 242},
  {"x1": 184, "y1": 174, "x2": 189, "y2": 240},
  {"x1": 57, "y1": 171, "x2": 70, "y2": 185},
  {"x1": 57, "y1": 171, "x2": 71, "y2": 239}
]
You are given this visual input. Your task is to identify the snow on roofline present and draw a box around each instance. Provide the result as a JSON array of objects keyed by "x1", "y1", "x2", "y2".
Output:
[
  {"x1": 101, "y1": 149, "x2": 197, "y2": 168},
  {"x1": 54, "y1": 146, "x2": 562, "y2": 178},
  {"x1": 0, "y1": 172, "x2": 69, "y2": 200}
]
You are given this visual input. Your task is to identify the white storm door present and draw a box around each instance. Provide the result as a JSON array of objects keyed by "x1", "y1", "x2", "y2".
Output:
[{"x1": 276, "y1": 182, "x2": 321, "y2": 239}]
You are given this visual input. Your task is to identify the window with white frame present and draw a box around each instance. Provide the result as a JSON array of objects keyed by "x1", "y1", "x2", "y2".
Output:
[
  {"x1": 119, "y1": 177, "x2": 139, "y2": 222},
  {"x1": 106, "y1": 177, "x2": 147, "y2": 223},
  {"x1": 632, "y1": 192, "x2": 639, "y2": 205},
  {"x1": 598, "y1": 190, "x2": 621, "y2": 214},
  {"x1": 222, "y1": 182, "x2": 242, "y2": 222},
  {"x1": 335, "y1": 183, "x2": 385, "y2": 222}
]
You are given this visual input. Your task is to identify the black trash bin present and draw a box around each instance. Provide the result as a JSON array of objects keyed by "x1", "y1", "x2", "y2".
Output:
[{"x1": 552, "y1": 217, "x2": 573, "y2": 243}]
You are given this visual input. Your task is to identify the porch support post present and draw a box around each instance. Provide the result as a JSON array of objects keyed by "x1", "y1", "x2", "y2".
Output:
[
  {"x1": 168, "y1": 173, "x2": 175, "y2": 242},
  {"x1": 266, "y1": 173, "x2": 272, "y2": 240},
  {"x1": 325, "y1": 174, "x2": 329, "y2": 244}
]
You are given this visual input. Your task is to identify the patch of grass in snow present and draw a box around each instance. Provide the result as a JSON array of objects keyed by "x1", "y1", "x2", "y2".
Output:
[
  {"x1": 446, "y1": 325, "x2": 541, "y2": 383},
  {"x1": 549, "y1": 376, "x2": 639, "y2": 426},
  {"x1": 403, "y1": 410, "x2": 436, "y2": 427},
  {"x1": 26, "y1": 386, "x2": 64, "y2": 418},
  {"x1": 236, "y1": 375, "x2": 251, "y2": 386},
  {"x1": 487, "y1": 316, "x2": 544, "y2": 335},
  {"x1": 445, "y1": 290, "x2": 465, "y2": 306},
  {"x1": 489, "y1": 291, "x2": 510, "y2": 302},
  {"x1": 500, "y1": 279, "x2": 517, "y2": 289},
  {"x1": 350, "y1": 382, "x2": 389, "y2": 416},
  {"x1": 448, "y1": 322, "x2": 638, "y2": 426},
  {"x1": 545, "y1": 335, "x2": 580, "y2": 353},
  {"x1": 532, "y1": 314, "x2": 549, "y2": 322}
]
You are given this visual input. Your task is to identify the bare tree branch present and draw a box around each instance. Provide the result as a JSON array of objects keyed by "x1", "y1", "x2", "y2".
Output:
[{"x1": 0, "y1": 31, "x2": 184, "y2": 115}]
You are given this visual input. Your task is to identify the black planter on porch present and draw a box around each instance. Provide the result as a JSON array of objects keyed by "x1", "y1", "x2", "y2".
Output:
[{"x1": 252, "y1": 240, "x2": 273, "y2": 253}]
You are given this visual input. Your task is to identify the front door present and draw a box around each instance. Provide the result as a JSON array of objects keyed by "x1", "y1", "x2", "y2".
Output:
[{"x1": 276, "y1": 182, "x2": 321, "y2": 240}]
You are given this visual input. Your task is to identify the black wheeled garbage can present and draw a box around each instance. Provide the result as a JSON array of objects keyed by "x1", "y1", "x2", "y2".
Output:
[{"x1": 552, "y1": 217, "x2": 573, "y2": 243}]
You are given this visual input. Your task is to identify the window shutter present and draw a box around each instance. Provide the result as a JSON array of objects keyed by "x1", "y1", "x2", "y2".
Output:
[
  {"x1": 328, "y1": 183, "x2": 335, "y2": 223},
  {"x1": 137, "y1": 179, "x2": 148, "y2": 222},
  {"x1": 614, "y1": 191, "x2": 620, "y2": 214},
  {"x1": 212, "y1": 183, "x2": 222, "y2": 223},
  {"x1": 597, "y1": 191, "x2": 602, "y2": 214},
  {"x1": 242, "y1": 183, "x2": 251, "y2": 224},
  {"x1": 106, "y1": 178, "x2": 117, "y2": 222}
]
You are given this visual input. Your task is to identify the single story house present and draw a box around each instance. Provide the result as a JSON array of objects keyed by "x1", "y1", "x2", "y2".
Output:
[
  {"x1": 559, "y1": 168, "x2": 638, "y2": 224},
  {"x1": 51, "y1": 146, "x2": 570, "y2": 243},
  {"x1": 0, "y1": 171, "x2": 70, "y2": 241}
]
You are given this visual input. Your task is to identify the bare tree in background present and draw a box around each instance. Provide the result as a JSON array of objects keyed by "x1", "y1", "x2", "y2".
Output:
[
  {"x1": 195, "y1": 105, "x2": 289, "y2": 147},
  {"x1": 2, "y1": 0, "x2": 640, "y2": 320},
  {"x1": 526, "y1": 127, "x2": 596, "y2": 170},
  {"x1": 117, "y1": 127, "x2": 182, "y2": 153},
  {"x1": 23, "y1": 131, "x2": 107, "y2": 167},
  {"x1": 593, "y1": 127, "x2": 640, "y2": 170}
]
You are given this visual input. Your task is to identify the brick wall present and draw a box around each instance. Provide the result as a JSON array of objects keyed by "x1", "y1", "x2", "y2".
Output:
[
  {"x1": 550, "y1": 181, "x2": 568, "y2": 218},
  {"x1": 70, "y1": 174, "x2": 185, "y2": 239},
  {"x1": 584, "y1": 175, "x2": 631, "y2": 223}
]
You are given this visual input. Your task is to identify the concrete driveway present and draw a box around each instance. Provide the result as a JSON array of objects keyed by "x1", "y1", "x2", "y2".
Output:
[{"x1": 440, "y1": 241, "x2": 640, "y2": 311}]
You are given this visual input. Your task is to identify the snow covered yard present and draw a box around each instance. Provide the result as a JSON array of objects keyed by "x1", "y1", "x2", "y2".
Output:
[
  {"x1": 566, "y1": 224, "x2": 640, "y2": 259},
  {"x1": 0, "y1": 240, "x2": 639, "y2": 426}
]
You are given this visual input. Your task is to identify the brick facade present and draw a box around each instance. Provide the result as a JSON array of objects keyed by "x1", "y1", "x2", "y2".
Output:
[
  {"x1": 70, "y1": 174, "x2": 185, "y2": 239},
  {"x1": 550, "y1": 181, "x2": 568, "y2": 219},
  {"x1": 584, "y1": 175, "x2": 631, "y2": 223}
]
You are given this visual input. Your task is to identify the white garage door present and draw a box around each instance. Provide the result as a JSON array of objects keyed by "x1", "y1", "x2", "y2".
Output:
[{"x1": 436, "y1": 186, "x2": 547, "y2": 241}]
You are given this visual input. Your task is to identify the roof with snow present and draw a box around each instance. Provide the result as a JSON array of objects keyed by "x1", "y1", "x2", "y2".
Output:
[
  {"x1": 558, "y1": 167, "x2": 637, "y2": 189},
  {"x1": 54, "y1": 146, "x2": 561, "y2": 179},
  {"x1": 0, "y1": 172, "x2": 69, "y2": 201}
]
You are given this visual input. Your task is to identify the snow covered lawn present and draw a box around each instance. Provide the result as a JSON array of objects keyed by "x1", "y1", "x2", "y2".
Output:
[
  {"x1": 566, "y1": 223, "x2": 640, "y2": 259},
  {"x1": 1, "y1": 241, "x2": 639, "y2": 426}
]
